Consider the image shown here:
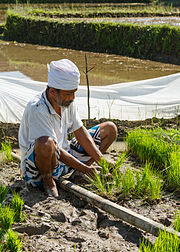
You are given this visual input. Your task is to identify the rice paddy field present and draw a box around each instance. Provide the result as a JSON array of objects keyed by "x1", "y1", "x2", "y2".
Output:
[{"x1": 0, "y1": 1, "x2": 180, "y2": 251}]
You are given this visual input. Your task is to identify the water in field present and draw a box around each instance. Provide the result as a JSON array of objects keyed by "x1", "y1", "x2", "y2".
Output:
[
  {"x1": 1, "y1": 40, "x2": 180, "y2": 86},
  {"x1": 86, "y1": 16, "x2": 180, "y2": 27},
  {"x1": 1, "y1": 3, "x2": 180, "y2": 85}
]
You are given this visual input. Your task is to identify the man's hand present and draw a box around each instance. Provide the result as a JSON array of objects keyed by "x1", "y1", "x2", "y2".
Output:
[{"x1": 84, "y1": 166, "x2": 97, "y2": 178}]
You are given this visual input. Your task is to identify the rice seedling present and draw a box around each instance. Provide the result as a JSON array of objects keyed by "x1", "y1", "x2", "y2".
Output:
[
  {"x1": 127, "y1": 128, "x2": 180, "y2": 192},
  {"x1": 0, "y1": 134, "x2": 13, "y2": 162},
  {"x1": 167, "y1": 150, "x2": 180, "y2": 190},
  {"x1": 121, "y1": 167, "x2": 135, "y2": 198},
  {"x1": 0, "y1": 206, "x2": 14, "y2": 230},
  {"x1": 89, "y1": 154, "x2": 126, "y2": 196},
  {"x1": 0, "y1": 185, "x2": 8, "y2": 204},
  {"x1": 89, "y1": 153, "x2": 163, "y2": 202},
  {"x1": 173, "y1": 210, "x2": 180, "y2": 232},
  {"x1": 126, "y1": 128, "x2": 175, "y2": 168},
  {"x1": 127, "y1": 128, "x2": 179, "y2": 164},
  {"x1": 11, "y1": 192, "x2": 24, "y2": 222},
  {"x1": 135, "y1": 163, "x2": 163, "y2": 202},
  {"x1": 5, "y1": 229, "x2": 22, "y2": 252},
  {"x1": 139, "y1": 229, "x2": 180, "y2": 252}
]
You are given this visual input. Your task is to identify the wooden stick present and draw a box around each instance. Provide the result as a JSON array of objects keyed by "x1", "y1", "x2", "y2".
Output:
[{"x1": 85, "y1": 53, "x2": 90, "y2": 120}]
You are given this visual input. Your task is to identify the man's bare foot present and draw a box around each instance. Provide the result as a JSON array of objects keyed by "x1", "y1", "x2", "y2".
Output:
[{"x1": 43, "y1": 177, "x2": 59, "y2": 197}]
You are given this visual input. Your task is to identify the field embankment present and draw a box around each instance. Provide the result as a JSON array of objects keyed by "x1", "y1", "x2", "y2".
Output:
[
  {"x1": 0, "y1": 0, "x2": 154, "y2": 3},
  {"x1": 4, "y1": 8, "x2": 180, "y2": 64},
  {"x1": 29, "y1": 4, "x2": 180, "y2": 18}
]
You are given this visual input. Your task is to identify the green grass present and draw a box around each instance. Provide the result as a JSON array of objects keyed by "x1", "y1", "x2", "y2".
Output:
[
  {"x1": 89, "y1": 155, "x2": 162, "y2": 202},
  {"x1": 121, "y1": 167, "x2": 135, "y2": 197},
  {"x1": 5, "y1": 229, "x2": 22, "y2": 252},
  {"x1": 135, "y1": 163, "x2": 163, "y2": 202},
  {"x1": 0, "y1": 185, "x2": 8, "y2": 204},
  {"x1": 139, "y1": 229, "x2": 180, "y2": 252},
  {"x1": 167, "y1": 150, "x2": 180, "y2": 190},
  {"x1": 27, "y1": 4, "x2": 180, "y2": 18},
  {"x1": 11, "y1": 192, "x2": 24, "y2": 222},
  {"x1": 0, "y1": 135, "x2": 13, "y2": 162},
  {"x1": 0, "y1": 187, "x2": 23, "y2": 251},
  {"x1": 0, "y1": 206, "x2": 14, "y2": 230},
  {"x1": 173, "y1": 210, "x2": 180, "y2": 232},
  {"x1": 89, "y1": 154, "x2": 126, "y2": 197},
  {"x1": 126, "y1": 128, "x2": 180, "y2": 191}
]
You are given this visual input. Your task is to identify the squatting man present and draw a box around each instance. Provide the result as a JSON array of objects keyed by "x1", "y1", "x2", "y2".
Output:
[{"x1": 19, "y1": 59, "x2": 117, "y2": 197}]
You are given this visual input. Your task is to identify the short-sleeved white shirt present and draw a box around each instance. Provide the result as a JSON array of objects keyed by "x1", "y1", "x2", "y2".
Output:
[{"x1": 18, "y1": 90, "x2": 83, "y2": 175}]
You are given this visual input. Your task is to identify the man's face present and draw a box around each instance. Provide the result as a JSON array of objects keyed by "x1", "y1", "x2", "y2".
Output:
[{"x1": 54, "y1": 89, "x2": 77, "y2": 107}]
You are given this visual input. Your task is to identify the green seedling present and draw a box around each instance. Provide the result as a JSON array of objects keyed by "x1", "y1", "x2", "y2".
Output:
[
  {"x1": 0, "y1": 206, "x2": 14, "y2": 230},
  {"x1": 135, "y1": 163, "x2": 163, "y2": 202},
  {"x1": 139, "y1": 229, "x2": 180, "y2": 252},
  {"x1": 5, "y1": 229, "x2": 22, "y2": 252},
  {"x1": 173, "y1": 210, "x2": 180, "y2": 232},
  {"x1": 121, "y1": 167, "x2": 135, "y2": 198},
  {"x1": 11, "y1": 192, "x2": 24, "y2": 222},
  {"x1": 0, "y1": 185, "x2": 8, "y2": 204},
  {"x1": 127, "y1": 128, "x2": 180, "y2": 191},
  {"x1": 89, "y1": 154, "x2": 126, "y2": 196},
  {"x1": 0, "y1": 138, "x2": 13, "y2": 162},
  {"x1": 167, "y1": 150, "x2": 180, "y2": 190}
]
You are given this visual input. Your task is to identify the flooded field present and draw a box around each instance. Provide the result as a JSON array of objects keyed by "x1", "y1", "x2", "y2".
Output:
[
  {"x1": 89, "y1": 16, "x2": 180, "y2": 27},
  {"x1": 1, "y1": 40, "x2": 180, "y2": 86},
  {"x1": 1, "y1": 2, "x2": 180, "y2": 85}
]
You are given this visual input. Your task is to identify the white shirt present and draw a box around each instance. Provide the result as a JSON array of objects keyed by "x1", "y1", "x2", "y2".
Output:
[{"x1": 18, "y1": 90, "x2": 83, "y2": 173}]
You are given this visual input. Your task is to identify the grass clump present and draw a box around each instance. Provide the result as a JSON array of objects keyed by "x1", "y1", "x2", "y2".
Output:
[
  {"x1": 11, "y1": 192, "x2": 24, "y2": 222},
  {"x1": 121, "y1": 167, "x2": 135, "y2": 198},
  {"x1": 167, "y1": 149, "x2": 180, "y2": 190},
  {"x1": 89, "y1": 154, "x2": 127, "y2": 197},
  {"x1": 127, "y1": 128, "x2": 180, "y2": 191},
  {"x1": 0, "y1": 134, "x2": 13, "y2": 162},
  {"x1": 0, "y1": 186, "x2": 23, "y2": 251},
  {"x1": 135, "y1": 163, "x2": 163, "y2": 202},
  {"x1": 5, "y1": 229, "x2": 22, "y2": 252},
  {"x1": 173, "y1": 210, "x2": 180, "y2": 232},
  {"x1": 0, "y1": 185, "x2": 8, "y2": 204},
  {"x1": 90, "y1": 154, "x2": 162, "y2": 202},
  {"x1": 0, "y1": 206, "x2": 14, "y2": 230},
  {"x1": 139, "y1": 229, "x2": 180, "y2": 252}
]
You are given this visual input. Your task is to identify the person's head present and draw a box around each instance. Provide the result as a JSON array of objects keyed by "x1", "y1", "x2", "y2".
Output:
[
  {"x1": 47, "y1": 59, "x2": 80, "y2": 107},
  {"x1": 46, "y1": 86, "x2": 77, "y2": 107}
]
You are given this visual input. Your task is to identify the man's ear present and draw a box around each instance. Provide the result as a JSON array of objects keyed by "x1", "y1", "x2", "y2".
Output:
[{"x1": 49, "y1": 88, "x2": 56, "y2": 97}]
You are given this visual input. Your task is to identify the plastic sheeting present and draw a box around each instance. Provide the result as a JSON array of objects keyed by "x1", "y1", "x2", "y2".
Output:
[{"x1": 0, "y1": 71, "x2": 180, "y2": 123}]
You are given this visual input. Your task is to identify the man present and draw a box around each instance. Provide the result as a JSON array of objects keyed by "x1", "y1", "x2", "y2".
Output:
[{"x1": 19, "y1": 59, "x2": 117, "y2": 197}]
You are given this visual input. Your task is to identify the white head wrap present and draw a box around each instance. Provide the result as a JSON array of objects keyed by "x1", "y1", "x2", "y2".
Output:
[{"x1": 48, "y1": 59, "x2": 80, "y2": 90}]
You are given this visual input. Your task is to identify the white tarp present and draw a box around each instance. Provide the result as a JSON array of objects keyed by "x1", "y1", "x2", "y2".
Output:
[{"x1": 0, "y1": 71, "x2": 180, "y2": 123}]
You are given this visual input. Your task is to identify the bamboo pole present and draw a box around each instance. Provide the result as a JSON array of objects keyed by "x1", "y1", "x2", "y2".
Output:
[
  {"x1": 57, "y1": 177, "x2": 180, "y2": 238},
  {"x1": 12, "y1": 151, "x2": 180, "y2": 239}
]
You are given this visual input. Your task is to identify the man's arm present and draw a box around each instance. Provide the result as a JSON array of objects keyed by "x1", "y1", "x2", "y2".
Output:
[
  {"x1": 59, "y1": 147, "x2": 96, "y2": 177},
  {"x1": 74, "y1": 126, "x2": 103, "y2": 164}
]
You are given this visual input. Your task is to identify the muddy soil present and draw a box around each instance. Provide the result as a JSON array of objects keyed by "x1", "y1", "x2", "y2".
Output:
[{"x1": 0, "y1": 117, "x2": 179, "y2": 251}]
